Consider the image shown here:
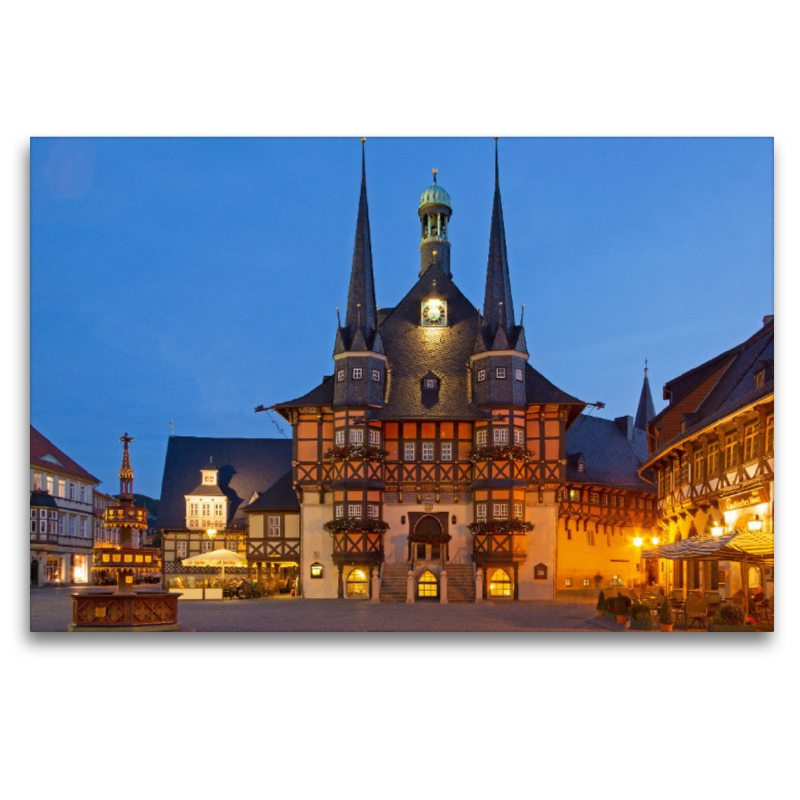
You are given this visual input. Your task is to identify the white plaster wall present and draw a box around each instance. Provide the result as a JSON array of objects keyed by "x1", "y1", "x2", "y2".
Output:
[
  {"x1": 299, "y1": 493, "x2": 336, "y2": 598},
  {"x1": 519, "y1": 491, "x2": 557, "y2": 600}
]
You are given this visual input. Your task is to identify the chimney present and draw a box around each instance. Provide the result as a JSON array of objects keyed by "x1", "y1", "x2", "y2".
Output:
[
  {"x1": 763, "y1": 314, "x2": 774, "y2": 327},
  {"x1": 614, "y1": 415, "x2": 634, "y2": 442}
]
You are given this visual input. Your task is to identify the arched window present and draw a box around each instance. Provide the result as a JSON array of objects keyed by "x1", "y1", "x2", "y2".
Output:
[
  {"x1": 488, "y1": 568, "x2": 512, "y2": 597},
  {"x1": 346, "y1": 568, "x2": 369, "y2": 598},
  {"x1": 417, "y1": 570, "x2": 438, "y2": 598}
]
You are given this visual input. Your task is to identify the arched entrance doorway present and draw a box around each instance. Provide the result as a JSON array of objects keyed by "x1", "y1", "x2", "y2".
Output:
[
  {"x1": 30, "y1": 558, "x2": 39, "y2": 584},
  {"x1": 346, "y1": 568, "x2": 369, "y2": 598},
  {"x1": 488, "y1": 568, "x2": 512, "y2": 598},
  {"x1": 417, "y1": 569, "x2": 439, "y2": 601},
  {"x1": 409, "y1": 514, "x2": 449, "y2": 562}
]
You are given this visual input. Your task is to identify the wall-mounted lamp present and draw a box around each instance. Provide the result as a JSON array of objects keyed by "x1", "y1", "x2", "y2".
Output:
[
  {"x1": 748, "y1": 515, "x2": 763, "y2": 532},
  {"x1": 633, "y1": 536, "x2": 643, "y2": 547},
  {"x1": 310, "y1": 562, "x2": 323, "y2": 579},
  {"x1": 651, "y1": 536, "x2": 660, "y2": 546},
  {"x1": 710, "y1": 523, "x2": 725, "y2": 537}
]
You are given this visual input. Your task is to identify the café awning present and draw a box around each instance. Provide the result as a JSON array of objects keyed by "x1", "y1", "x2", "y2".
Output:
[{"x1": 642, "y1": 529, "x2": 773, "y2": 563}]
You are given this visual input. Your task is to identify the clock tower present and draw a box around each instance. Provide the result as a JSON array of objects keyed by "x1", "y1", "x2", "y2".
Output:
[{"x1": 418, "y1": 168, "x2": 452, "y2": 278}]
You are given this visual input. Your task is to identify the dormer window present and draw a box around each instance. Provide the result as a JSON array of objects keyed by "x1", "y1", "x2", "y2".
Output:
[
  {"x1": 425, "y1": 378, "x2": 437, "y2": 389},
  {"x1": 754, "y1": 369, "x2": 765, "y2": 389}
]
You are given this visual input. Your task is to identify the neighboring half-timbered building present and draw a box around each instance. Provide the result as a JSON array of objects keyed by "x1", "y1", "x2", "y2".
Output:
[{"x1": 639, "y1": 318, "x2": 774, "y2": 599}]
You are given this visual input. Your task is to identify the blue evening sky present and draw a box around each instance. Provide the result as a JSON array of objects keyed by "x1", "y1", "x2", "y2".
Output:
[{"x1": 30, "y1": 137, "x2": 773, "y2": 497}]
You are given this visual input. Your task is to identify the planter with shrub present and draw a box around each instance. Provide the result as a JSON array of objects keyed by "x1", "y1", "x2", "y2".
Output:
[
  {"x1": 629, "y1": 601, "x2": 654, "y2": 631},
  {"x1": 659, "y1": 597, "x2": 674, "y2": 631},
  {"x1": 708, "y1": 603, "x2": 758, "y2": 632},
  {"x1": 615, "y1": 593, "x2": 631, "y2": 624}
]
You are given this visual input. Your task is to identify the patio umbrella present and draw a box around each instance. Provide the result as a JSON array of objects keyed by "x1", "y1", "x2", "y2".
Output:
[{"x1": 181, "y1": 549, "x2": 247, "y2": 582}]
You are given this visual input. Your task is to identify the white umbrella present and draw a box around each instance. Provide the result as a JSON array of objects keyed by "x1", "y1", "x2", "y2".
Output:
[{"x1": 181, "y1": 549, "x2": 247, "y2": 582}]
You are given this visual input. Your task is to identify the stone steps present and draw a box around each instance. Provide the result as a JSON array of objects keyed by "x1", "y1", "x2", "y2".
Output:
[
  {"x1": 445, "y1": 565, "x2": 475, "y2": 603},
  {"x1": 380, "y1": 563, "x2": 410, "y2": 603}
]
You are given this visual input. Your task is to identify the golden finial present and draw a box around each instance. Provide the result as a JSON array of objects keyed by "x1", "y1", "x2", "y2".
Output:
[
  {"x1": 360, "y1": 138, "x2": 366, "y2": 143},
  {"x1": 432, "y1": 167, "x2": 438, "y2": 183}
]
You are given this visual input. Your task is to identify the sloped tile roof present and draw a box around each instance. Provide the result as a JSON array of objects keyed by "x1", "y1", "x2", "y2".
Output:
[
  {"x1": 566, "y1": 415, "x2": 655, "y2": 492},
  {"x1": 241, "y1": 470, "x2": 299, "y2": 512},
  {"x1": 156, "y1": 436, "x2": 292, "y2": 530},
  {"x1": 30, "y1": 425, "x2": 100, "y2": 484}
]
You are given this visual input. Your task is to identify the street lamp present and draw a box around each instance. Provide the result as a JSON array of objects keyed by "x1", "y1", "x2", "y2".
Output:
[
  {"x1": 633, "y1": 536, "x2": 643, "y2": 547},
  {"x1": 711, "y1": 522, "x2": 725, "y2": 537},
  {"x1": 651, "y1": 536, "x2": 660, "y2": 546},
  {"x1": 748, "y1": 515, "x2": 763, "y2": 532}
]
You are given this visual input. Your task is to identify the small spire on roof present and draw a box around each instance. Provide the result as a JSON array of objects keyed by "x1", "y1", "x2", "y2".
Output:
[{"x1": 432, "y1": 168, "x2": 438, "y2": 184}]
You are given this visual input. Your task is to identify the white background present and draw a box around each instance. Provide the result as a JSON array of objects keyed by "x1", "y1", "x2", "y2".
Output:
[{"x1": 6, "y1": 2, "x2": 795, "y2": 798}]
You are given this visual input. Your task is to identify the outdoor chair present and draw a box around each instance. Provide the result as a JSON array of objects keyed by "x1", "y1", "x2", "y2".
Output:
[
  {"x1": 669, "y1": 589, "x2": 685, "y2": 614},
  {"x1": 685, "y1": 594, "x2": 708, "y2": 629},
  {"x1": 629, "y1": 590, "x2": 639, "y2": 602}
]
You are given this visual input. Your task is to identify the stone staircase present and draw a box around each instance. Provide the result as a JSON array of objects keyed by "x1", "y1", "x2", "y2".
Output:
[
  {"x1": 445, "y1": 564, "x2": 476, "y2": 603},
  {"x1": 380, "y1": 563, "x2": 410, "y2": 603}
]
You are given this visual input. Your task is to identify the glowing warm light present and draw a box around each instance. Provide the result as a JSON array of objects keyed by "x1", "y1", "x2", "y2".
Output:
[
  {"x1": 748, "y1": 515, "x2": 763, "y2": 531},
  {"x1": 206, "y1": 528, "x2": 217, "y2": 539},
  {"x1": 651, "y1": 536, "x2": 660, "y2": 546},
  {"x1": 633, "y1": 536, "x2": 643, "y2": 547},
  {"x1": 711, "y1": 524, "x2": 724, "y2": 537}
]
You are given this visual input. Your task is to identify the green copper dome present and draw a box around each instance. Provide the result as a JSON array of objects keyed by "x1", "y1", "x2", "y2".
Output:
[{"x1": 419, "y1": 182, "x2": 452, "y2": 210}]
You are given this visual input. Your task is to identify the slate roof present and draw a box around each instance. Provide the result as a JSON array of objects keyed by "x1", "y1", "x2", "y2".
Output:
[
  {"x1": 30, "y1": 425, "x2": 100, "y2": 484},
  {"x1": 566, "y1": 414, "x2": 655, "y2": 492},
  {"x1": 274, "y1": 375, "x2": 335, "y2": 410},
  {"x1": 156, "y1": 436, "x2": 292, "y2": 530},
  {"x1": 241, "y1": 470, "x2": 299, "y2": 512},
  {"x1": 30, "y1": 490, "x2": 59, "y2": 509},
  {"x1": 634, "y1": 371, "x2": 656, "y2": 430},
  {"x1": 376, "y1": 265, "x2": 485, "y2": 420},
  {"x1": 644, "y1": 318, "x2": 774, "y2": 465}
]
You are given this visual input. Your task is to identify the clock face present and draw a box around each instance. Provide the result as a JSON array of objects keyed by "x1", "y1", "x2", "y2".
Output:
[{"x1": 421, "y1": 298, "x2": 447, "y2": 327}]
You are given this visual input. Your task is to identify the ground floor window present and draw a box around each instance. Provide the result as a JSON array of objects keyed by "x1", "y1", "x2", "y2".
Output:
[
  {"x1": 72, "y1": 554, "x2": 88, "y2": 583},
  {"x1": 346, "y1": 568, "x2": 369, "y2": 598},
  {"x1": 488, "y1": 568, "x2": 512, "y2": 597},
  {"x1": 417, "y1": 570, "x2": 438, "y2": 598},
  {"x1": 176, "y1": 541, "x2": 187, "y2": 559},
  {"x1": 46, "y1": 557, "x2": 61, "y2": 582}
]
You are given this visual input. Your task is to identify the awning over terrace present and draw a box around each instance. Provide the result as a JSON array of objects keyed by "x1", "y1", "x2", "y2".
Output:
[{"x1": 642, "y1": 529, "x2": 774, "y2": 564}]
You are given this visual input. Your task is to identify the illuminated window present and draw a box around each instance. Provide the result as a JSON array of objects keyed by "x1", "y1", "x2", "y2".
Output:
[
  {"x1": 268, "y1": 516, "x2": 281, "y2": 537},
  {"x1": 214, "y1": 503, "x2": 223, "y2": 518},
  {"x1": 513, "y1": 428, "x2": 524, "y2": 445},
  {"x1": 569, "y1": 488, "x2": 580, "y2": 501},
  {"x1": 201, "y1": 540, "x2": 212, "y2": 553},
  {"x1": 335, "y1": 430, "x2": 345, "y2": 445},
  {"x1": 337, "y1": 370, "x2": 344, "y2": 382},
  {"x1": 707, "y1": 441, "x2": 719, "y2": 474},
  {"x1": 441, "y1": 442, "x2": 452, "y2": 461},
  {"x1": 176, "y1": 541, "x2": 187, "y2": 559},
  {"x1": 476, "y1": 429, "x2": 488, "y2": 446},
  {"x1": 680, "y1": 457, "x2": 689, "y2": 486},
  {"x1": 493, "y1": 428, "x2": 508, "y2": 444},
  {"x1": 583, "y1": 578, "x2": 590, "y2": 587},
  {"x1": 204, "y1": 475, "x2": 214, "y2": 483},
  {"x1": 664, "y1": 469, "x2": 672, "y2": 494},
  {"x1": 346, "y1": 569, "x2": 369, "y2": 598},
  {"x1": 565, "y1": 577, "x2": 573, "y2": 587},
  {"x1": 369, "y1": 429, "x2": 381, "y2": 445},
  {"x1": 46, "y1": 475, "x2": 54, "y2": 494},
  {"x1": 58, "y1": 480, "x2": 66, "y2": 498},
  {"x1": 724, "y1": 432, "x2": 738, "y2": 470},
  {"x1": 743, "y1": 423, "x2": 757, "y2": 462},
  {"x1": 46, "y1": 557, "x2": 61, "y2": 582},
  {"x1": 496, "y1": 368, "x2": 506, "y2": 379},
  {"x1": 422, "y1": 442, "x2": 434, "y2": 461},
  {"x1": 476, "y1": 503, "x2": 487, "y2": 520},
  {"x1": 766, "y1": 415, "x2": 774, "y2": 453},
  {"x1": 693, "y1": 449, "x2": 705, "y2": 482},
  {"x1": 754, "y1": 369, "x2": 765, "y2": 389},
  {"x1": 350, "y1": 428, "x2": 363, "y2": 444},
  {"x1": 367, "y1": 505, "x2": 379, "y2": 518},
  {"x1": 202, "y1": 503, "x2": 210, "y2": 518},
  {"x1": 348, "y1": 504, "x2": 362, "y2": 518},
  {"x1": 477, "y1": 369, "x2": 486, "y2": 382},
  {"x1": 335, "y1": 504, "x2": 343, "y2": 518},
  {"x1": 353, "y1": 368, "x2": 362, "y2": 380},
  {"x1": 515, "y1": 368, "x2": 523, "y2": 381},
  {"x1": 589, "y1": 492, "x2": 599, "y2": 504},
  {"x1": 488, "y1": 569, "x2": 512, "y2": 597},
  {"x1": 372, "y1": 370, "x2": 380, "y2": 382},
  {"x1": 587, "y1": 527, "x2": 595, "y2": 546},
  {"x1": 190, "y1": 503, "x2": 199, "y2": 516},
  {"x1": 513, "y1": 503, "x2": 523, "y2": 519},
  {"x1": 404, "y1": 443, "x2": 415, "y2": 461},
  {"x1": 417, "y1": 570, "x2": 438, "y2": 598},
  {"x1": 493, "y1": 503, "x2": 508, "y2": 519}
]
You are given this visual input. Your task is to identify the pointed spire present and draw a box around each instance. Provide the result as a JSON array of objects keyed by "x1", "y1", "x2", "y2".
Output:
[
  {"x1": 634, "y1": 360, "x2": 656, "y2": 430},
  {"x1": 118, "y1": 432, "x2": 134, "y2": 500},
  {"x1": 481, "y1": 137, "x2": 515, "y2": 341},
  {"x1": 342, "y1": 138, "x2": 377, "y2": 349}
]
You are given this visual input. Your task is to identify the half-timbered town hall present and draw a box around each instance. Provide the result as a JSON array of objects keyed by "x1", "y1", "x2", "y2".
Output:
[{"x1": 158, "y1": 141, "x2": 664, "y2": 602}]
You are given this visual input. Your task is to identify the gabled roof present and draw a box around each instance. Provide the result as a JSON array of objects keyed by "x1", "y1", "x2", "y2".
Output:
[
  {"x1": 156, "y1": 436, "x2": 292, "y2": 530},
  {"x1": 375, "y1": 265, "x2": 486, "y2": 420},
  {"x1": 644, "y1": 318, "x2": 774, "y2": 464},
  {"x1": 30, "y1": 425, "x2": 100, "y2": 484},
  {"x1": 241, "y1": 470, "x2": 299, "y2": 512},
  {"x1": 566, "y1": 414, "x2": 654, "y2": 492}
]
